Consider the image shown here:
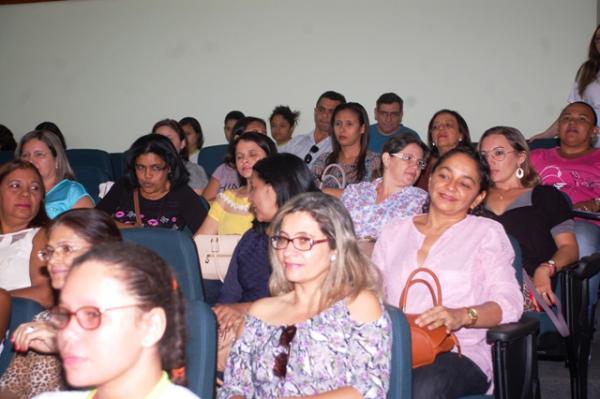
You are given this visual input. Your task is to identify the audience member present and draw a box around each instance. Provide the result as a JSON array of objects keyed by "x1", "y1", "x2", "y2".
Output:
[
  {"x1": 281, "y1": 91, "x2": 346, "y2": 167},
  {"x1": 152, "y1": 118, "x2": 209, "y2": 195},
  {"x1": 0, "y1": 124, "x2": 17, "y2": 152},
  {"x1": 269, "y1": 105, "x2": 299, "y2": 147},
  {"x1": 341, "y1": 134, "x2": 428, "y2": 240},
  {"x1": 35, "y1": 122, "x2": 67, "y2": 150},
  {"x1": 97, "y1": 134, "x2": 207, "y2": 232},
  {"x1": 0, "y1": 160, "x2": 52, "y2": 307},
  {"x1": 17, "y1": 130, "x2": 94, "y2": 218},
  {"x1": 479, "y1": 126, "x2": 578, "y2": 307},
  {"x1": 372, "y1": 147, "x2": 522, "y2": 397},
  {"x1": 531, "y1": 25, "x2": 600, "y2": 147},
  {"x1": 203, "y1": 117, "x2": 267, "y2": 202},
  {"x1": 223, "y1": 110, "x2": 245, "y2": 143},
  {"x1": 368, "y1": 92, "x2": 420, "y2": 153},
  {"x1": 415, "y1": 109, "x2": 473, "y2": 190},
  {"x1": 219, "y1": 192, "x2": 391, "y2": 398},
  {"x1": 196, "y1": 132, "x2": 276, "y2": 236},
  {"x1": 179, "y1": 116, "x2": 205, "y2": 164},
  {"x1": 0, "y1": 209, "x2": 122, "y2": 398},
  {"x1": 214, "y1": 154, "x2": 320, "y2": 338},
  {"x1": 33, "y1": 242, "x2": 199, "y2": 399},
  {"x1": 312, "y1": 102, "x2": 380, "y2": 189}
]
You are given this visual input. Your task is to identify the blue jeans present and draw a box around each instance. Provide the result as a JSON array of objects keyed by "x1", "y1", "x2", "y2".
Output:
[{"x1": 574, "y1": 220, "x2": 600, "y2": 312}]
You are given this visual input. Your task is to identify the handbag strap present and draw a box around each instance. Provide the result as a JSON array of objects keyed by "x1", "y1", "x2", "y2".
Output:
[
  {"x1": 319, "y1": 163, "x2": 346, "y2": 189},
  {"x1": 523, "y1": 272, "x2": 570, "y2": 337},
  {"x1": 399, "y1": 267, "x2": 443, "y2": 311},
  {"x1": 133, "y1": 189, "x2": 143, "y2": 227}
]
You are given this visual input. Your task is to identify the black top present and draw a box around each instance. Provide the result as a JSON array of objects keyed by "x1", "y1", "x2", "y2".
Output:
[
  {"x1": 218, "y1": 228, "x2": 271, "y2": 304},
  {"x1": 484, "y1": 185, "x2": 573, "y2": 276},
  {"x1": 96, "y1": 177, "x2": 207, "y2": 232}
]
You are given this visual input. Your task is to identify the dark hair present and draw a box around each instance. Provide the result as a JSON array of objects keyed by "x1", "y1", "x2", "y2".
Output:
[
  {"x1": 316, "y1": 90, "x2": 346, "y2": 106},
  {"x1": 427, "y1": 109, "x2": 472, "y2": 157},
  {"x1": 49, "y1": 208, "x2": 122, "y2": 244},
  {"x1": 124, "y1": 134, "x2": 189, "y2": 190},
  {"x1": 16, "y1": 130, "x2": 76, "y2": 181},
  {"x1": 232, "y1": 132, "x2": 277, "y2": 186},
  {"x1": 35, "y1": 121, "x2": 67, "y2": 150},
  {"x1": 70, "y1": 242, "x2": 186, "y2": 385},
  {"x1": 326, "y1": 102, "x2": 370, "y2": 181},
  {"x1": 223, "y1": 119, "x2": 270, "y2": 167},
  {"x1": 224, "y1": 110, "x2": 245, "y2": 124},
  {"x1": 269, "y1": 106, "x2": 300, "y2": 127},
  {"x1": 0, "y1": 125, "x2": 17, "y2": 151},
  {"x1": 380, "y1": 134, "x2": 429, "y2": 175},
  {"x1": 562, "y1": 101, "x2": 598, "y2": 126},
  {"x1": 252, "y1": 153, "x2": 320, "y2": 232},
  {"x1": 179, "y1": 116, "x2": 205, "y2": 151},
  {"x1": 479, "y1": 126, "x2": 540, "y2": 188},
  {"x1": 0, "y1": 160, "x2": 49, "y2": 228},
  {"x1": 376, "y1": 92, "x2": 404, "y2": 111},
  {"x1": 152, "y1": 119, "x2": 187, "y2": 160},
  {"x1": 576, "y1": 25, "x2": 600, "y2": 97},
  {"x1": 428, "y1": 146, "x2": 490, "y2": 215}
]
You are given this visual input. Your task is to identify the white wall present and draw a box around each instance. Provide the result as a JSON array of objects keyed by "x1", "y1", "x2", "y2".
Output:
[{"x1": 0, "y1": 0, "x2": 596, "y2": 151}]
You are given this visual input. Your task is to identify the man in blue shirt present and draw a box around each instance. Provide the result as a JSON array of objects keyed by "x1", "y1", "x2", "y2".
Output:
[{"x1": 368, "y1": 92, "x2": 420, "y2": 153}]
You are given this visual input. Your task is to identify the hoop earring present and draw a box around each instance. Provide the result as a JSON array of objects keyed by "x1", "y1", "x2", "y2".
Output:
[{"x1": 515, "y1": 167, "x2": 524, "y2": 179}]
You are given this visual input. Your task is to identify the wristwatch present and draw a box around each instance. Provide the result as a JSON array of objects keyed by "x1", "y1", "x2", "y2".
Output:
[{"x1": 466, "y1": 307, "x2": 479, "y2": 327}]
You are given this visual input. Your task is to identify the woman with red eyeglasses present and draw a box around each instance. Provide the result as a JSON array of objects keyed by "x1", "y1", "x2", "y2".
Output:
[
  {"x1": 33, "y1": 241, "x2": 199, "y2": 399},
  {"x1": 219, "y1": 192, "x2": 391, "y2": 399},
  {"x1": 0, "y1": 209, "x2": 122, "y2": 398}
]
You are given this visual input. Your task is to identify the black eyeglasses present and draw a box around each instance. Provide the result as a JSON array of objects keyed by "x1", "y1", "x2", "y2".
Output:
[
  {"x1": 303, "y1": 145, "x2": 319, "y2": 164},
  {"x1": 270, "y1": 235, "x2": 329, "y2": 251},
  {"x1": 273, "y1": 325, "x2": 297, "y2": 378}
]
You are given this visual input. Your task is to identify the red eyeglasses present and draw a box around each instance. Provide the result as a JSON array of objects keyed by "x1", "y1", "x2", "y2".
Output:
[{"x1": 273, "y1": 325, "x2": 297, "y2": 378}]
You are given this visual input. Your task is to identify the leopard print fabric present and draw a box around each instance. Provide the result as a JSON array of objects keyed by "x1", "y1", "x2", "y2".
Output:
[{"x1": 0, "y1": 311, "x2": 65, "y2": 398}]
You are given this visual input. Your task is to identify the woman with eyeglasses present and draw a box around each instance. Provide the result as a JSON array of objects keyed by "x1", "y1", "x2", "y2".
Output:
[
  {"x1": 32, "y1": 241, "x2": 200, "y2": 399},
  {"x1": 16, "y1": 130, "x2": 94, "y2": 219},
  {"x1": 97, "y1": 134, "x2": 207, "y2": 232},
  {"x1": 479, "y1": 126, "x2": 578, "y2": 308},
  {"x1": 415, "y1": 109, "x2": 473, "y2": 190},
  {"x1": 372, "y1": 147, "x2": 522, "y2": 397},
  {"x1": 0, "y1": 208, "x2": 122, "y2": 398},
  {"x1": 311, "y1": 102, "x2": 380, "y2": 189},
  {"x1": 0, "y1": 160, "x2": 52, "y2": 308},
  {"x1": 340, "y1": 134, "x2": 428, "y2": 241},
  {"x1": 219, "y1": 192, "x2": 391, "y2": 399}
]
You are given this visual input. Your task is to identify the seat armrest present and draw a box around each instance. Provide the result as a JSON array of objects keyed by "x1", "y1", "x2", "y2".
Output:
[
  {"x1": 487, "y1": 316, "x2": 539, "y2": 343},
  {"x1": 573, "y1": 252, "x2": 600, "y2": 280}
]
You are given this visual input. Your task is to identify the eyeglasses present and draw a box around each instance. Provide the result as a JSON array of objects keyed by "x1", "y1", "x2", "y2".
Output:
[
  {"x1": 391, "y1": 152, "x2": 427, "y2": 170},
  {"x1": 273, "y1": 325, "x2": 297, "y2": 378},
  {"x1": 134, "y1": 164, "x2": 168, "y2": 173},
  {"x1": 479, "y1": 148, "x2": 517, "y2": 162},
  {"x1": 270, "y1": 235, "x2": 329, "y2": 251},
  {"x1": 48, "y1": 304, "x2": 142, "y2": 330},
  {"x1": 303, "y1": 145, "x2": 319, "y2": 164},
  {"x1": 37, "y1": 244, "x2": 84, "y2": 262}
]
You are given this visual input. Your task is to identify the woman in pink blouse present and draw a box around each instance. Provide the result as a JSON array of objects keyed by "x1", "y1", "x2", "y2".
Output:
[{"x1": 372, "y1": 146, "x2": 523, "y2": 398}]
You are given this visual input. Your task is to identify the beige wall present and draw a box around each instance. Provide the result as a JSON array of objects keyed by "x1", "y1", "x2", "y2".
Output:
[{"x1": 0, "y1": 0, "x2": 596, "y2": 151}]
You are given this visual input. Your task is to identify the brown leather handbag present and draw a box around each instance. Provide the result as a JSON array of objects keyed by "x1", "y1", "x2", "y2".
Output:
[{"x1": 399, "y1": 267, "x2": 461, "y2": 368}]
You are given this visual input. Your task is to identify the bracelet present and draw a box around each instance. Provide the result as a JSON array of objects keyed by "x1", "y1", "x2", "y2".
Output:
[{"x1": 543, "y1": 260, "x2": 557, "y2": 277}]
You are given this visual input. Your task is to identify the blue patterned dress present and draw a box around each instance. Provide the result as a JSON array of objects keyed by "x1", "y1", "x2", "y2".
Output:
[{"x1": 219, "y1": 299, "x2": 391, "y2": 399}]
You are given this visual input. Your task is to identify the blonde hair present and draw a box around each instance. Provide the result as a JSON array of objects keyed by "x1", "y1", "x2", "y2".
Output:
[
  {"x1": 268, "y1": 192, "x2": 382, "y2": 310},
  {"x1": 16, "y1": 130, "x2": 75, "y2": 181}
]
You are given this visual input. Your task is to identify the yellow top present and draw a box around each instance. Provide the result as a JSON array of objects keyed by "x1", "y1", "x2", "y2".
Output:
[
  {"x1": 208, "y1": 189, "x2": 254, "y2": 235},
  {"x1": 86, "y1": 372, "x2": 170, "y2": 399}
]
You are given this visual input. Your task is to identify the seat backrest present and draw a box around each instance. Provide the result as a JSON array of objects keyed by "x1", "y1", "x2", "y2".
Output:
[
  {"x1": 385, "y1": 304, "x2": 412, "y2": 399},
  {"x1": 66, "y1": 149, "x2": 113, "y2": 179},
  {"x1": 0, "y1": 151, "x2": 14, "y2": 165},
  {"x1": 0, "y1": 298, "x2": 45, "y2": 375},
  {"x1": 507, "y1": 235, "x2": 524, "y2": 287},
  {"x1": 527, "y1": 139, "x2": 559, "y2": 150},
  {"x1": 185, "y1": 300, "x2": 217, "y2": 399},
  {"x1": 71, "y1": 165, "x2": 112, "y2": 203},
  {"x1": 121, "y1": 228, "x2": 204, "y2": 302},
  {"x1": 197, "y1": 144, "x2": 228, "y2": 177},
  {"x1": 109, "y1": 152, "x2": 127, "y2": 180}
]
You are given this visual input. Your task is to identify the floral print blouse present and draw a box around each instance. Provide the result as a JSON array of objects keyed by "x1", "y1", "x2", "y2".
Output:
[
  {"x1": 219, "y1": 299, "x2": 391, "y2": 399},
  {"x1": 342, "y1": 178, "x2": 428, "y2": 239},
  {"x1": 311, "y1": 151, "x2": 380, "y2": 189}
]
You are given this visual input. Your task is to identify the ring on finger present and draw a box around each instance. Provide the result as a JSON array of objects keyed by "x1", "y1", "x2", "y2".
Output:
[{"x1": 25, "y1": 326, "x2": 35, "y2": 334}]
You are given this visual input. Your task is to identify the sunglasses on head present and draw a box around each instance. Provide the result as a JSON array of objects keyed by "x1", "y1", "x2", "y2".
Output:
[{"x1": 304, "y1": 145, "x2": 319, "y2": 164}]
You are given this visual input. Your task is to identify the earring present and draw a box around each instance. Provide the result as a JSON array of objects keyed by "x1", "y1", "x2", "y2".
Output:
[
  {"x1": 330, "y1": 254, "x2": 337, "y2": 263},
  {"x1": 515, "y1": 167, "x2": 524, "y2": 179}
]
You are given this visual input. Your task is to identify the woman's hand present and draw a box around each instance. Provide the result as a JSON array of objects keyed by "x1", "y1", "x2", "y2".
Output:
[
  {"x1": 11, "y1": 320, "x2": 57, "y2": 354},
  {"x1": 533, "y1": 265, "x2": 557, "y2": 306},
  {"x1": 415, "y1": 306, "x2": 470, "y2": 332},
  {"x1": 213, "y1": 304, "x2": 244, "y2": 332},
  {"x1": 573, "y1": 199, "x2": 599, "y2": 213}
]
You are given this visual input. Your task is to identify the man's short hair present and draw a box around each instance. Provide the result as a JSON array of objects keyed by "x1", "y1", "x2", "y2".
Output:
[
  {"x1": 316, "y1": 90, "x2": 346, "y2": 105},
  {"x1": 376, "y1": 92, "x2": 403, "y2": 111}
]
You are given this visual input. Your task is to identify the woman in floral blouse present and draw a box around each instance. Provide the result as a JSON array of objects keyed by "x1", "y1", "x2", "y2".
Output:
[
  {"x1": 342, "y1": 134, "x2": 428, "y2": 240},
  {"x1": 219, "y1": 192, "x2": 391, "y2": 399}
]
